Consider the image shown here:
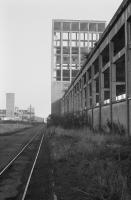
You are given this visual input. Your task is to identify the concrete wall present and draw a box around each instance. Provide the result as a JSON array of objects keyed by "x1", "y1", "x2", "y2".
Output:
[
  {"x1": 93, "y1": 107, "x2": 99, "y2": 129},
  {"x1": 87, "y1": 109, "x2": 92, "y2": 125},
  {"x1": 51, "y1": 99, "x2": 61, "y2": 115},
  {"x1": 112, "y1": 101, "x2": 127, "y2": 130},
  {"x1": 51, "y1": 81, "x2": 70, "y2": 114},
  {"x1": 101, "y1": 105, "x2": 110, "y2": 131}
]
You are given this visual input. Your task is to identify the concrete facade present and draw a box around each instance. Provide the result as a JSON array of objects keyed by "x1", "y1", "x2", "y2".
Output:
[
  {"x1": 51, "y1": 19, "x2": 106, "y2": 114},
  {"x1": 61, "y1": 0, "x2": 131, "y2": 135}
]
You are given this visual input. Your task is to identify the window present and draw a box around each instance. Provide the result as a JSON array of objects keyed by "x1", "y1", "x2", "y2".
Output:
[
  {"x1": 85, "y1": 42, "x2": 88, "y2": 47},
  {"x1": 63, "y1": 22, "x2": 70, "y2": 31},
  {"x1": 72, "y1": 70, "x2": 79, "y2": 78},
  {"x1": 71, "y1": 22, "x2": 79, "y2": 31},
  {"x1": 54, "y1": 32, "x2": 60, "y2": 40},
  {"x1": 56, "y1": 55, "x2": 61, "y2": 64},
  {"x1": 89, "y1": 42, "x2": 92, "y2": 48},
  {"x1": 76, "y1": 33, "x2": 79, "y2": 40},
  {"x1": 93, "y1": 42, "x2": 96, "y2": 47},
  {"x1": 63, "y1": 70, "x2": 70, "y2": 81},
  {"x1": 56, "y1": 64, "x2": 60, "y2": 69},
  {"x1": 89, "y1": 33, "x2": 92, "y2": 40},
  {"x1": 104, "y1": 68, "x2": 110, "y2": 89},
  {"x1": 71, "y1": 41, "x2": 77, "y2": 47},
  {"x1": 102, "y1": 45, "x2": 109, "y2": 67},
  {"x1": 63, "y1": 41, "x2": 68, "y2": 46},
  {"x1": 80, "y1": 23, "x2": 88, "y2": 31},
  {"x1": 63, "y1": 55, "x2": 70, "y2": 64},
  {"x1": 116, "y1": 56, "x2": 126, "y2": 97},
  {"x1": 56, "y1": 41, "x2": 60, "y2": 46},
  {"x1": 80, "y1": 42, "x2": 84, "y2": 47},
  {"x1": 85, "y1": 33, "x2": 88, "y2": 40},
  {"x1": 72, "y1": 47, "x2": 79, "y2": 54},
  {"x1": 56, "y1": 69, "x2": 61, "y2": 81},
  {"x1": 63, "y1": 47, "x2": 70, "y2": 54},
  {"x1": 112, "y1": 26, "x2": 125, "y2": 56},
  {"x1": 54, "y1": 22, "x2": 61, "y2": 31},
  {"x1": 80, "y1": 33, "x2": 84, "y2": 40},
  {"x1": 128, "y1": 18, "x2": 131, "y2": 41},
  {"x1": 98, "y1": 23, "x2": 105, "y2": 32},
  {"x1": 72, "y1": 33, "x2": 77, "y2": 40},
  {"x1": 116, "y1": 85, "x2": 125, "y2": 96},
  {"x1": 63, "y1": 33, "x2": 68, "y2": 40},
  {"x1": 83, "y1": 73, "x2": 87, "y2": 85},
  {"x1": 89, "y1": 23, "x2": 97, "y2": 32},
  {"x1": 116, "y1": 56, "x2": 125, "y2": 82},
  {"x1": 94, "y1": 58, "x2": 99, "y2": 74},
  {"x1": 56, "y1": 47, "x2": 61, "y2": 54},
  {"x1": 104, "y1": 91, "x2": 110, "y2": 100},
  {"x1": 89, "y1": 83, "x2": 92, "y2": 96},
  {"x1": 96, "y1": 78, "x2": 99, "y2": 93},
  {"x1": 88, "y1": 67, "x2": 91, "y2": 80},
  {"x1": 72, "y1": 55, "x2": 79, "y2": 64},
  {"x1": 93, "y1": 34, "x2": 97, "y2": 40}
]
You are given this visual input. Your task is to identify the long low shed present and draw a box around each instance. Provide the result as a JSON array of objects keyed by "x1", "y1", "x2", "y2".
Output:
[{"x1": 61, "y1": 0, "x2": 131, "y2": 135}]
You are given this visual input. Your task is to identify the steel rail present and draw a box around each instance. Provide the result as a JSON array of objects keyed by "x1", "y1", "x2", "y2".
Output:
[
  {"x1": 21, "y1": 131, "x2": 45, "y2": 200},
  {"x1": 0, "y1": 129, "x2": 42, "y2": 176}
]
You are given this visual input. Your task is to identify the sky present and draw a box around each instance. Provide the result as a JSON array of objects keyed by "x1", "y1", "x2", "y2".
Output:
[{"x1": 0, "y1": 0, "x2": 123, "y2": 118}]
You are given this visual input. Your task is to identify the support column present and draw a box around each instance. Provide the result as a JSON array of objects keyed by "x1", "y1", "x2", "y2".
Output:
[
  {"x1": 109, "y1": 41, "x2": 116, "y2": 129},
  {"x1": 125, "y1": 17, "x2": 131, "y2": 135},
  {"x1": 86, "y1": 71, "x2": 90, "y2": 109},
  {"x1": 99, "y1": 54, "x2": 102, "y2": 130},
  {"x1": 101, "y1": 73, "x2": 104, "y2": 104},
  {"x1": 91, "y1": 65, "x2": 94, "y2": 129}
]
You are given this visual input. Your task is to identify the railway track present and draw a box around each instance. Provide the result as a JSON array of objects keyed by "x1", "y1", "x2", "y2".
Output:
[{"x1": 0, "y1": 126, "x2": 46, "y2": 200}]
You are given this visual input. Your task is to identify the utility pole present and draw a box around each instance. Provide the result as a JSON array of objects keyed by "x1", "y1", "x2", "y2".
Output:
[{"x1": 30, "y1": 104, "x2": 32, "y2": 122}]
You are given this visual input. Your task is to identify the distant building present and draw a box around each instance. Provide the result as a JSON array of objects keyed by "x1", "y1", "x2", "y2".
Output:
[
  {"x1": 6, "y1": 93, "x2": 15, "y2": 119},
  {"x1": 0, "y1": 93, "x2": 35, "y2": 121},
  {"x1": 51, "y1": 19, "x2": 106, "y2": 114},
  {"x1": 0, "y1": 109, "x2": 6, "y2": 120},
  {"x1": 15, "y1": 106, "x2": 35, "y2": 121}
]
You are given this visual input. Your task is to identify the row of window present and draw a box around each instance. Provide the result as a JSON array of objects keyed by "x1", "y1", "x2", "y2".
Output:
[
  {"x1": 68, "y1": 55, "x2": 125, "y2": 107},
  {"x1": 54, "y1": 32, "x2": 102, "y2": 41},
  {"x1": 54, "y1": 40, "x2": 96, "y2": 47},
  {"x1": 54, "y1": 22, "x2": 105, "y2": 32},
  {"x1": 56, "y1": 69, "x2": 79, "y2": 81}
]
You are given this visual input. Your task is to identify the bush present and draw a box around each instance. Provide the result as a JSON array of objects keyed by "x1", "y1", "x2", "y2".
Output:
[
  {"x1": 47, "y1": 113, "x2": 91, "y2": 129},
  {"x1": 106, "y1": 120, "x2": 126, "y2": 136}
]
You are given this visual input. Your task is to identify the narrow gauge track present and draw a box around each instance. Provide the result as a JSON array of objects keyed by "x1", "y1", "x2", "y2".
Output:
[{"x1": 0, "y1": 126, "x2": 45, "y2": 200}]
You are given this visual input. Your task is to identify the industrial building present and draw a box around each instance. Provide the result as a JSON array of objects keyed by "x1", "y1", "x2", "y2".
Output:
[
  {"x1": 51, "y1": 19, "x2": 106, "y2": 114},
  {"x1": 61, "y1": 0, "x2": 131, "y2": 135},
  {"x1": 0, "y1": 93, "x2": 35, "y2": 121},
  {"x1": 6, "y1": 93, "x2": 15, "y2": 119}
]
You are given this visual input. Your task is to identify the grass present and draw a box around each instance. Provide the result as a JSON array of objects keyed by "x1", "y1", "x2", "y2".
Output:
[{"x1": 47, "y1": 126, "x2": 131, "y2": 200}]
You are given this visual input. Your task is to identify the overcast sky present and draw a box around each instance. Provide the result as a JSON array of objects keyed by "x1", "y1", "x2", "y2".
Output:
[{"x1": 0, "y1": 0, "x2": 123, "y2": 118}]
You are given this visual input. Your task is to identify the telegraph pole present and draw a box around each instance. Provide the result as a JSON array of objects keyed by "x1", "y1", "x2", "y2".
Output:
[{"x1": 30, "y1": 104, "x2": 32, "y2": 122}]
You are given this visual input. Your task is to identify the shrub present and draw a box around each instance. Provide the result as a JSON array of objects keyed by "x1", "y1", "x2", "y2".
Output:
[{"x1": 47, "y1": 113, "x2": 92, "y2": 129}]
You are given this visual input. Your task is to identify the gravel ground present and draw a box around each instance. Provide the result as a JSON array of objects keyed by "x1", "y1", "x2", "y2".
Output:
[{"x1": 0, "y1": 126, "x2": 41, "y2": 171}]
